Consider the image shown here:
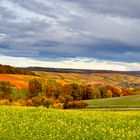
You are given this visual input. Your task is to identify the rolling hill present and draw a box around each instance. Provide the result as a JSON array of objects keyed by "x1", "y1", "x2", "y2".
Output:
[
  {"x1": 1, "y1": 64, "x2": 140, "y2": 88},
  {"x1": 36, "y1": 70, "x2": 140, "y2": 86}
]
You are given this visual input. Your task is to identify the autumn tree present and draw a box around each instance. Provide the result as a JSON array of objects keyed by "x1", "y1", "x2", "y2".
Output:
[
  {"x1": 90, "y1": 86, "x2": 101, "y2": 99},
  {"x1": 45, "y1": 80, "x2": 62, "y2": 99},
  {"x1": 28, "y1": 79, "x2": 42, "y2": 98},
  {"x1": 70, "y1": 83, "x2": 83, "y2": 100},
  {"x1": 111, "y1": 86, "x2": 122, "y2": 97},
  {"x1": 61, "y1": 84, "x2": 73, "y2": 96},
  {"x1": 122, "y1": 87, "x2": 132, "y2": 96},
  {"x1": 105, "y1": 90, "x2": 113, "y2": 98},
  {"x1": 0, "y1": 81, "x2": 12, "y2": 99}
]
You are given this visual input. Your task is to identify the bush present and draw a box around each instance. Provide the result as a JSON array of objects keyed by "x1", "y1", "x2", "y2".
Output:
[
  {"x1": 28, "y1": 79, "x2": 42, "y2": 98},
  {"x1": 53, "y1": 103, "x2": 64, "y2": 109},
  {"x1": 23, "y1": 99, "x2": 33, "y2": 106},
  {"x1": 64, "y1": 100, "x2": 88, "y2": 109},
  {"x1": 0, "y1": 99, "x2": 12, "y2": 105},
  {"x1": 31, "y1": 96, "x2": 50, "y2": 107}
]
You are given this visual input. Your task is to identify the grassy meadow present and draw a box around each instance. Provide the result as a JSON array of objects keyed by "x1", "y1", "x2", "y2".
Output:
[
  {"x1": 86, "y1": 95, "x2": 140, "y2": 108},
  {"x1": 0, "y1": 106, "x2": 140, "y2": 140}
]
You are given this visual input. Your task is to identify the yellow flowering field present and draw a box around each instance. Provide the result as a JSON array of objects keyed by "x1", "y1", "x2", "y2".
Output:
[{"x1": 0, "y1": 106, "x2": 140, "y2": 140}]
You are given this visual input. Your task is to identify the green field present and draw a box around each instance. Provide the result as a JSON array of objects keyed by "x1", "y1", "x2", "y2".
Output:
[
  {"x1": 86, "y1": 95, "x2": 140, "y2": 108},
  {"x1": 0, "y1": 106, "x2": 140, "y2": 140}
]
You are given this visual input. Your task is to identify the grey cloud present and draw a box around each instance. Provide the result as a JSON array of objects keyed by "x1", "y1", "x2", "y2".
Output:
[
  {"x1": 63, "y1": 0, "x2": 140, "y2": 19},
  {"x1": 0, "y1": 0, "x2": 140, "y2": 63},
  {"x1": 0, "y1": 6, "x2": 16, "y2": 19},
  {"x1": 10, "y1": 0, "x2": 140, "y2": 20},
  {"x1": 10, "y1": 0, "x2": 58, "y2": 18}
]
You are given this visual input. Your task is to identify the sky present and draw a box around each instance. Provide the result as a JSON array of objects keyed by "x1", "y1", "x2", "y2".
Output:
[{"x1": 0, "y1": 0, "x2": 140, "y2": 71}]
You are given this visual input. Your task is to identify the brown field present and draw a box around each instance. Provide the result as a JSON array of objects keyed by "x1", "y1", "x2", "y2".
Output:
[{"x1": 0, "y1": 74, "x2": 37, "y2": 88}]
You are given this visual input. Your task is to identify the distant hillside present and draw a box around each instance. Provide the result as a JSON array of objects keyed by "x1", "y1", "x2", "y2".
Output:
[
  {"x1": 1, "y1": 65, "x2": 140, "y2": 88},
  {"x1": 27, "y1": 67, "x2": 140, "y2": 76},
  {"x1": 27, "y1": 67, "x2": 140, "y2": 87},
  {"x1": 0, "y1": 64, "x2": 35, "y2": 75},
  {"x1": 30, "y1": 71, "x2": 140, "y2": 88}
]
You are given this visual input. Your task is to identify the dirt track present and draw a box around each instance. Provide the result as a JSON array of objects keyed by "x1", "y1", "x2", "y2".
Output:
[{"x1": 85, "y1": 108, "x2": 140, "y2": 111}]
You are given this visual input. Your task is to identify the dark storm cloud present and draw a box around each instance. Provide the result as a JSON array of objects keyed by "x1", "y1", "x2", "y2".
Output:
[{"x1": 0, "y1": 0, "x2": 140, "y2": 63}]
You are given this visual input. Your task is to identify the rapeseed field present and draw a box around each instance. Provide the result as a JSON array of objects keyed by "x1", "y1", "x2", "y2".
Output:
[{"x1": 0, "y1": 106, "x2": 140, "y2": 140}]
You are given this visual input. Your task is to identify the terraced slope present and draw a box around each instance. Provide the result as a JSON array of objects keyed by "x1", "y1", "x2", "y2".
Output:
[
  {"x1": 0, "y1": 71, "x2": 140, "y2": 88},
  {"x1": 38, "y1": 71, "x2": 140, "y2": 86}
]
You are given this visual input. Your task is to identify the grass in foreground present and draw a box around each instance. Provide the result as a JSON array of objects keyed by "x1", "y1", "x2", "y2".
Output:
[
  {"x1": 0, "y1": 106, "x2": 140, "y2": 140},
  {"x1": 86, "y1": 95, "x2": 140, "y2": 108}
]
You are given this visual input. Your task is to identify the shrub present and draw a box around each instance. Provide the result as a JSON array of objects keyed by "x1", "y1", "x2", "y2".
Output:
[
  {"x1": 31, "y1": 96, "x2": 50, "y2": 107},
  {"x1": 64, "y1": 100, "x2": 88, "y2": 109},
  {"x1": 0, "y1": 99, "x2": 9, "y2": 105},
  {"x1": 12, "y1": 101, "x2": 23, "y2": 106},
  {"x1": 0, "y1": 99, "x2": 12, "y2": 105},
  {"x1": 60, "y1": 95, "x2": 73, "y2": 109},
  {"x1": 14, "y1": 100, "x2": 33, "y2": 106},
  {"x1": 24, "y1": 99, "x2": 33, "y2": 106},
  {"x1": 28, "y1": 79, "x2": 42, "y2": 98},
  {"x1": 53, "y1": 103, "x2": 64, "y2": 109}
]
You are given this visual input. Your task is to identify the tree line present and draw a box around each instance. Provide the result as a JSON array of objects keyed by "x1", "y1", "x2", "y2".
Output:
[
  {"x1": 0, "y1": 78, "x2": 140, "y2": 109},
  {"x1": 0, "y1": 64, "x2": 35, "y2": 75}
]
